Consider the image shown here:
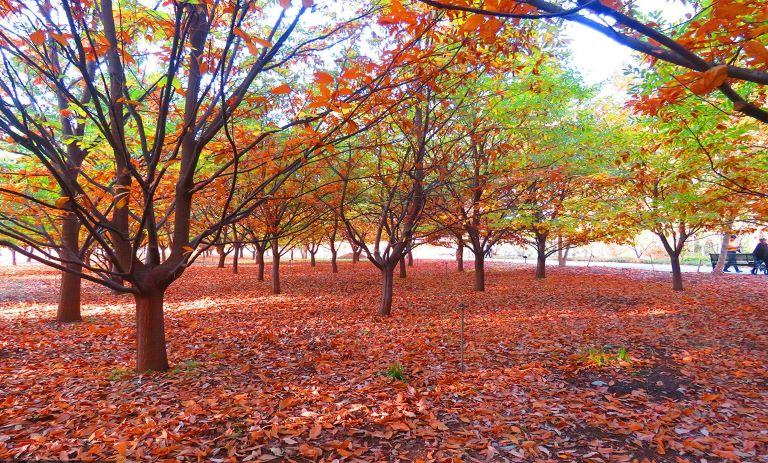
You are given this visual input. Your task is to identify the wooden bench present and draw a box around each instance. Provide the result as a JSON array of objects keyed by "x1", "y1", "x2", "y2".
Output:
[{"x1": 709, "y1": 253, "x2": 754, "y2": 269}]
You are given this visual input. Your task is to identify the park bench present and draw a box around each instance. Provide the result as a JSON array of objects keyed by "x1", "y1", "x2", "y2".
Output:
[{"x1": 709, "y1": 253, "x2": 754, "y2": 270}]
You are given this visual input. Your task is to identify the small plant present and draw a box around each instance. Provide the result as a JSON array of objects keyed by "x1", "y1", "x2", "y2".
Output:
[
  {"x1": 583, "y1": 346, "x2": 631, "y2": 367},
  {"x1": 107, "y1": 367, "x2": 133, "y2": 381},
  {"x1": 171, "y1": 359, "x2": 202, "y2": 374},
  {"x1": 383, "y1": 363, "x2": 407, "y2": 381}
]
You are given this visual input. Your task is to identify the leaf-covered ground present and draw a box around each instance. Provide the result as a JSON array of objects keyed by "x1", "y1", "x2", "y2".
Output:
[{"x1": 1, "y1": 262, "x2": 766, "y2": 462}]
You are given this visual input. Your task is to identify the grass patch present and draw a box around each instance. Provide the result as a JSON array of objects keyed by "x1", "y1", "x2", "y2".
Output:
[{"x1": 382, "y1": 362, "x2": 407, "y2": 381}]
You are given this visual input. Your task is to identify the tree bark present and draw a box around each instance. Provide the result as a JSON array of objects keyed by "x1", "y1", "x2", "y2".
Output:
[
  {"x1": 309, "y1": 251, "x2": 316, "y2": 267},
  {"x1": 134, "y1": 289, "x2": 169, "y2": 372},
  {"x1": 671, "y1": 253, "x2": 684, "y2": 291},
  {"x1": 216, "y1": 246, "x2": 226, "y2": 268},
  {"x1": 407, "y1": 249, "x2": 413, "y2": 267},
  {"x1": 354, "y1": 247, "x2": 362, "y2": 263},
  {"x1": 257, "y1": 248, "x2": 265, "y2": 281},
  {"x1": 56, "y1": 214, "x2": 82, "y2": 323},
  {"x1": 398, "y1": 256, "x2": 407, "y2": 278},
  {"x1": 535, "y1": 234, "x2": 547, "y2": 279},
  {"x1": 271, "y1": 238, "x2": 281, "y2": 294},
  {"x1": 713, "y1": 232, "x2": 730, "y2": 274},
  {"x1": 474, "y1": 254, "x2": 485, "y2": 291},
  {"x1": 379, "y1": 266, "x2": 395, "y2": 316},
  {"x1": 330, "y1": 243, "x2": 338, "y2": 273},
  {"x1": 11, "y1": 248, "x2": 16, "y2": 265},
  {"x1": 456, "y1": 243, "x2": 464, "y2": 272},
  {"x1": 232, "y1": 243, "x2": 240, "y2": 274}
]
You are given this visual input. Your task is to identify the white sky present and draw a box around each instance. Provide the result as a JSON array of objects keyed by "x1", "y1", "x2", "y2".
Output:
[{"x1": 563, "y1": 0, "x2": 690, "y2": 95}]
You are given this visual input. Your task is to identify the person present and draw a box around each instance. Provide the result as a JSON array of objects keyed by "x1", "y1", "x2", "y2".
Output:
[
  {"x1": 751, "y1": 238, "x2": 768, "y2": 275},
  {"x1": 723, "y1": 234, "x2": 742, "y2": 273}
]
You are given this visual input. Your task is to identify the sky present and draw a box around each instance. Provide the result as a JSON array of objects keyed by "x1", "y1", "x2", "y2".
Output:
[{"x1": 562, "y1": 1, "x2": 690, "y2": 94}]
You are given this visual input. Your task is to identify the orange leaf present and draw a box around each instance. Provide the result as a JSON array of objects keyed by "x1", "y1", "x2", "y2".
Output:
[
  {"x1": 308, "y1": 422, "x2": 322, "y2": 439},
  {"x1": 689, "y1": 65, "x2": 728, "y2": 95},
  {"x1": 30, "y1": 30, "x2": 45, "y2": 45},
  {"x1": 315, "y1": 71, "x2": 333, "y2": 85},
  {"x1": 271, "y1": 83, "x2": 292, "y2": 95}
]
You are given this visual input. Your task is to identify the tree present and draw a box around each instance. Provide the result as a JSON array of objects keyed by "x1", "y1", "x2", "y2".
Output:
[
  {"x1": 0, "y1": 0, "x2": 405, "y2": 372},
  {"x1": 415, "y1": 0, "x2": 768, "y2": 123}
]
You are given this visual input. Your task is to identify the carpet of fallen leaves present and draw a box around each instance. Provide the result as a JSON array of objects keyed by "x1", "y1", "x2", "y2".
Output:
[{"x1": 1, "y1": 261, "x2": 767, "y2": 463}]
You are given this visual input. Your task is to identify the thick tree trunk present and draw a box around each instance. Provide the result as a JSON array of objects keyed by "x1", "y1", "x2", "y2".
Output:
[
  {"x1": 671, "y1": 253, "x2": 684, "y2": 291},
  {"x1": 257, "y1": 248, "x2": 265, "y2": 281},
  {"x1": 232, "y1": 244, "x2": 240, "y2": 274},
  {"x1": 217, "y1": 246, "x2": 226, "y2": 268},
  {"x1": 239, "y1": 246, "x2": 244, "y2": 258},
  {"x1": 310, "y1": 252, "x2": 316, "y2": 267},
  {"x1": 407, "y1": 249, "x2": 413, "y2": 267},
  {"x1": 379, "y1": 266, "x2": 395, "y2": 316},
  {"x1": 354, "y1": 248, "x2": 362, "y2": 263},
  {"x1": 271, "y1": 239, "x2": 281, "y2": 295},
  {"x1": 713, "y1": 232, "x2": 729, "y2": 274},
  {"x1": 535, "y1": 235, "x2": 547, "y2": 279},
  {"x1": 134, "y1": 289, "x2": 169, "y2": 373},
  {"x1": 399, "y1": 256, "x2": 407, "y2": 278},
  {"x1": 456, "y1": 243, "x2": 464, "y2": 272},
  {"x1": 56, "y1": 215, "x2": 82, "y2": 323},
  {"x1": 474, "y1": 254, "x2": 485, "y2": 291},
  {"x1": 536, "y1": 254, "x2": 547, "y2": 279},
  {"x1": 330, "y1": 247, "x2": 338, "y2": 273},
  {"x1": 557, "y1": 235, "x2": 568, "y2": 267}
]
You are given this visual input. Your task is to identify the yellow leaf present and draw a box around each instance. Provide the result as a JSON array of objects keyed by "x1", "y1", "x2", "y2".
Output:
[{"x1": 55, "y1": 196, "x2": 69, "y2": 208}]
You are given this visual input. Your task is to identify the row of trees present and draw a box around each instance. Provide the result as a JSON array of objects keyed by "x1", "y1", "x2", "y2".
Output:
[{"x1": 0, "y1": 0, "x2": 766, "y2": 372}]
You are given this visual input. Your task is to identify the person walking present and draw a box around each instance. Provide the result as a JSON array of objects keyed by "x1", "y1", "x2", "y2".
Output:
[
  {"x1": 751, "y1": 238, "x2": 768, "y2": 275},
  {"x1": 723, "y1": 235, "x2": 742, "y2": 273}
]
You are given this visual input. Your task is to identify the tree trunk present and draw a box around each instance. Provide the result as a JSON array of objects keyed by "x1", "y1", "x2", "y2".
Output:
[
  {"x1": 134, "y1": 289, "x2": 169, "y2": 373},
  {"x1": 26, "y1": 247, "x2": 32, "y2": 262},
  {"x1": 379, "y1": 266, "x2": 395, "y2": 316},
  {"x1": 271, "y1": 239, "x2": 281, "y2": 295},
  {"x1": 407, "y1": 249, "x2": 413, "y2": 267},
  {"x1": 239, "y1": 246, "x2": 244, "y2": 258},
  {"x1": 535, "y1": 235, "x2": 547, "y2": 279},
  {"x1": 330, "y1": 245, "x2": 338, "y2": 273},
  {"x1": 160, "y1": 246, "x2": 167, "y2": 261},
  {"x1": 252, "y1": 248, "x2": 256, "y2": 259},
  {"x1": 56, "y1": 215, "x2": 82, "y2": 323},
  {"x1": 713, "y1": 232, "x2": 730, "y2": 274},
  {"x1": 456, "y1": 243, "x2": 464, "y2": 272},
  {"x1": 232, "y1": 244, "x2": 240, "y2": 274},
  {"x1": 257, "y1": 248, "x2": 265, "y2": 281},
  {"x1": 11, "y1": 248, "x2": 16, "y2": 265},
  {"x1": 671, "y1": 253, "x2": 684, "y2": 291},
  {"x1": 217, "y1": 246, "x2": 226, "y2": 268},
  {"x1": 536, "y1": 254, "x2": 546, "y2": 279},
  {"x1": 474, "y1": 254, "x2": 485, "y2": 291},
  {"x1": 398, "y1": 256, "x2": 407, "y2": 278},
  {"x1": 310, "y1": 252, "x2": 316, "y2": 267},
  {"x1": 557, "y1": 235, "x2": 568, "y2": 267}
]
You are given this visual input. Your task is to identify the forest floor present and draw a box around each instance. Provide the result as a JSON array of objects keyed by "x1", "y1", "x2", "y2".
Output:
[{"x1": 0, "y1": 262, "x2": 766, "y2": 462}]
